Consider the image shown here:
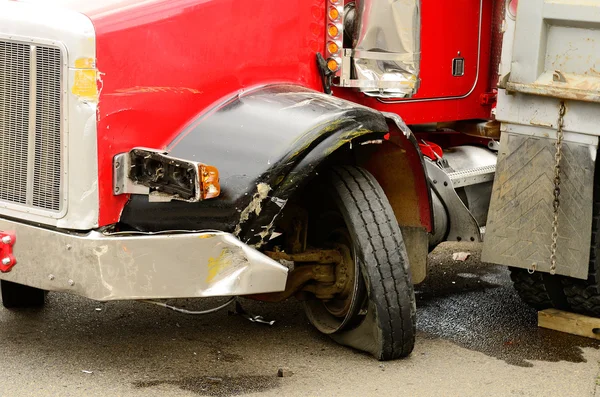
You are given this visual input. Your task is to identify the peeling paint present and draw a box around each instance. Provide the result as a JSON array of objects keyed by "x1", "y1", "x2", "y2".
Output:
[
  {"x1": 325, "y1": 128, "x2": 373, "y2": 155},
  {"x1": 72, "y1": 69, "x2": 98, "y2": 99},
  {"x1": 206, "y1": 248, "x2": 233, "y2": 283},
  {"x1": 254, "y1": 219, "x2": 277, "y2": 246},
  {"x1": 74, "y1": 57, "x2": 95, "y2": 68},
  {"x1": 80, "y1": 181, "x2": 98, "y2": 201},
  {"x1": 271, "y1": 197, "x2": 287, "y2": 208},
  {"x1": 279, "y1": 98, "x2": 316, "y2": 111},
  {"x1": 234, "y1": 183, "x2": 271, "y2": 236},
  {"x1": 360, "y1": 139, "x2": 384, "y2": 145},
  {"x1": 530, "y1": 119, "x2": 553, "y2": 128},
  {"x1": 109, "y1": 86, "x2": 203, "y2": 95}
]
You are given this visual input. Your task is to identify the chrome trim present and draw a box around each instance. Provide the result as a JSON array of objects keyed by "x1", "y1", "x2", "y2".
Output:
[
  {"x1": 0, "y1": 217, "x2": 289, "y2": 301},
  {"x1": 0, "y1": 1, "x2": 100, "y2": 229},
  {"x1": 112, "y1": 153, "x2": 150, "y2": 196},
  {"x1": 448, "y1": 165, "x2": 495, "y2": 188},
  {"x1": 26, "y1": 45, "x2": 37, "y2": 206},
  {"x1": 339, "y1": 0, "x2": 420, "y2": 98},
  {"x1": 377, "y1": 0, "x2": 483, "y2": 104}
]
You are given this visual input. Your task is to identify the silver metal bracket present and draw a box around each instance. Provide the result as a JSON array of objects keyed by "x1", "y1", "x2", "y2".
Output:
[
  {"x1": 113, "y1": 148, "x2": 217, "y2": 203},
  {"x1": 336, "y1": 49, "x2": 419, "y2": 95},
  {"x1": 113, "y1": 152, "x2": 150, "y2": 196},
  {"x1": 425, "y1": 160, "x2": 482, "y2": 242}
]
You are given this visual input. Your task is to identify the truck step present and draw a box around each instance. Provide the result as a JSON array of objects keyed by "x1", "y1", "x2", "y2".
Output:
[{"x1": 447, "y1": 164, "x2": 496, "y2": 188}]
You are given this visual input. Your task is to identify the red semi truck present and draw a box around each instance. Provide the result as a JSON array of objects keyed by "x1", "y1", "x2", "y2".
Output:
[{"x1": 1, "y1": 0, "x2": 599, "y2": 361}]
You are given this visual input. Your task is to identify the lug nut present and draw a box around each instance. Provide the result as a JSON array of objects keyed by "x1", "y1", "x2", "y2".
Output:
[
  {"x1": 1, "y1": 257, "x2": 10, "y2": 265},
  {"x1": 1, "y1": 236, "x2": 11, "y2": 244}
]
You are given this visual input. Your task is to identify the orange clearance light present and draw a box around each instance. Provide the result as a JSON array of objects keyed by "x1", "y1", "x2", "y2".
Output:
[
  {"x1": 327, "y1": 24, "x2": 339, "y2": 38},
  {"x1": 199, "y1": 164, "x2": 220, "y2": 199},
  {"x1": 327, "y1": 41, "x2": 339, "y2": 54},
  {"x1": 328, "y1": 7, "x2": 339, "y2": 20},
  {"x1": 327, "y1": 58, "x2": 339, "y2": 72}
]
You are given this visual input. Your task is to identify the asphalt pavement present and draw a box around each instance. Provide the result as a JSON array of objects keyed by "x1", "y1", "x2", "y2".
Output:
[{"x1": 0, "y1": 242, "x2": 598, "y2": 396}]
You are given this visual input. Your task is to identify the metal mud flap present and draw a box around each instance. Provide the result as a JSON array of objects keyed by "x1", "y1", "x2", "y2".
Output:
[{"x1": 482, "y1": 131, "x2": 596, "y2": 279}]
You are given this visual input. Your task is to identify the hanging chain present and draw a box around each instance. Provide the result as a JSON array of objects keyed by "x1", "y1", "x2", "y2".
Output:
[{"x1": 549, "y1": 102, "x2": 566, "y2": 275}]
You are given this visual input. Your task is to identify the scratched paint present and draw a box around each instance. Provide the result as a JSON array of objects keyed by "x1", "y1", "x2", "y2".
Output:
[
  {"x1": 72, "y1": 69, "x2": 98, "y2": 99},
  {"x1": 110, "y1": 86, "x2": 203, "y2": 95},
  {"x1": 234, "y1": 183, "x2": 271, "y2": 236},
  {"x1": 206, "y1": 249, "x2": 233, "y2": 283}
]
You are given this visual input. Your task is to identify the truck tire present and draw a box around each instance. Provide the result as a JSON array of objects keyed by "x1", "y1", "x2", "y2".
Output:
[
  {"x1": 561, "y1": 180, "x2": 600, "y2": 316},
  {"x1": 509, "y1": 268, "x2": 569, "y2": 311},
  {"x1": 1, "y1": 280, "x2": 46, "y2": 309},
  {"x1": 304, "y1": 166, "x2": 416, "y2": 360}
]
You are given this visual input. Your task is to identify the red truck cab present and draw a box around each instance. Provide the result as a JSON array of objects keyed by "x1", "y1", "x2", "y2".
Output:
[{"x1": 0, "y1": 0, "x2": 517, "y2": 361}]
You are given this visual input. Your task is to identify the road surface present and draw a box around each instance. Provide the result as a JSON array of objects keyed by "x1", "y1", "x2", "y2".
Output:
[{"x1": 0, "y1": 242, "x2": 598, "y2": 396}]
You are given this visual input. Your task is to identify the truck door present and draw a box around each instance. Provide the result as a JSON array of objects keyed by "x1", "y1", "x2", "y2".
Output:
[{"x1": 413, "y1": 0, "x2": 483, "y2": 100}]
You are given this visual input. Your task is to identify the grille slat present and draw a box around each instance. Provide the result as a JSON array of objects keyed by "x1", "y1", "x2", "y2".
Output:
[{"x1": 0, "y1": 40, "x2": 62, "y2": 213}]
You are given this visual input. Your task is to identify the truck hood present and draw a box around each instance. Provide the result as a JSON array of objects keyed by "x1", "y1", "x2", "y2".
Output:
[
  {"x1": 14, "y1": 0, "x2": 198, "y2": 34},
  {"x1": 14, "y1": 0, "x2": 162, "y2": 20}
]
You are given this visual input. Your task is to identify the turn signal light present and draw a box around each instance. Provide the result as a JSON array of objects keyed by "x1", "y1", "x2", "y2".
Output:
[
  {"x1": 327, "y1": 41, "x2": 339, "y2": 54},
  {"x1": 328, "y1": 24, "x2": 339, "y2": 38},
  {"x1": 327, "y1": 58, "x2": 339, "y2": 72},
  {"x1": 328, "y1": 7, "x2": 339, "y2": 20},
  {"x1": 199, "y1": 164, "x2": 220, "y2": 200},
  {"x1": 325, "y1": 0, "x2": 343, "y2": 76}
]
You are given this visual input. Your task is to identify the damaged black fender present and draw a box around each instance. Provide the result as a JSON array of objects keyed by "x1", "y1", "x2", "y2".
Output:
[{"x1": 120, "y1": 85, "x2": 390, "y2": 244}]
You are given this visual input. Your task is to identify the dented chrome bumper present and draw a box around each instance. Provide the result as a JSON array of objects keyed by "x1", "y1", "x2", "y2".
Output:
[{"x1": 0, "y1": 217, "x2": 288, "y2": 301}]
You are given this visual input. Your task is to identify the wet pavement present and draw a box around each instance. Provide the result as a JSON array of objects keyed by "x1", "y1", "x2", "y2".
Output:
[
  {"x1": 0, "y1": 242, "x2": 599, "y2": 396},
  {"x1": 419, "y1": 244, "x2": 599, "y2": 367}
]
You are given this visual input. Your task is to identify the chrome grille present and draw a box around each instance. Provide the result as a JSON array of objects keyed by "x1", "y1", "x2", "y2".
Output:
[
  {"x1": 0, "y1": 41, "x2": 63, "y2": 212},
  {"x1": 0, "y1": 42, "x2": 30, "y2": 205}
]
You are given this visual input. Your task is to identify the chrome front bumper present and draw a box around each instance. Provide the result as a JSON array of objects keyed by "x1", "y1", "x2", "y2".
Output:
[{"x1": 0, "y1": 217, "x2": 288, "y2": 301}]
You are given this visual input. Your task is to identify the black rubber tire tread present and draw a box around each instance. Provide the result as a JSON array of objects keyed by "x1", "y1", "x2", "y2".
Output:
[
  {"x1": 562, "y1": 197, "x2": 600, "y2": 316},
  {"x1": 330, "y1": 166, "x2": 416, "y2": 359},
  {"x1": 509, "y1": 268, "x2": 569, "y2": 311},
  {"x1": 1, "y1": 280, "x2": 46, "y2": 309}
]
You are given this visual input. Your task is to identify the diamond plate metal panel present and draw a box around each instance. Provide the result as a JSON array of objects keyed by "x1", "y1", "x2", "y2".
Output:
[{"x1": 481, "y1": 131, "x2": 595, "y2": 279}]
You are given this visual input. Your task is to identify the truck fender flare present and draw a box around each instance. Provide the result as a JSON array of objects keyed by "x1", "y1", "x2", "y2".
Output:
[{"x1": 121, "y1": 85, "x2": 388, "y2": 239}]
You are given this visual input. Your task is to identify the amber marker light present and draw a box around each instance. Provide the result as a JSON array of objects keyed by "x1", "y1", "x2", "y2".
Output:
[
  {"x1": 199, "y1": 164, "x2": 220, "y2": 199},
  {"x1": 327, "y1": 41, "x2": 339, "y2": 54},
  {"x1": 328, "y1": 24, "x2": 339, "y2": 38},
  {"x1": 327, "y1": 58, "x2": 339, "y2": 72},
  {"x1": 328, "y1": 7, "x2": 339, "y2": 20}
]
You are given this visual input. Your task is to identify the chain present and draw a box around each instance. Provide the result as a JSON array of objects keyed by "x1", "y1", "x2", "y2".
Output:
[{"x1": 549, "y1": 102, "x2": 566, "y2": 275}]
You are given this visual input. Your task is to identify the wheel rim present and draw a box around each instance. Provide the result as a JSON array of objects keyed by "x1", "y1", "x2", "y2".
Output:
[{"x1": 304, "y1": 213, "x2": 367, "y2": 334}]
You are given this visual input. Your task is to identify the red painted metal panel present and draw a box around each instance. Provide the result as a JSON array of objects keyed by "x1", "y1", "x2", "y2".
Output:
[
  {"x1": 415, "y1": 0, "x2": 483, "y2": 98},
  {"x1": 336, "y1": 0, "x2": 494, "y2": 124},
  {"x1": 91, "y1": 0, "x2": 326, "y2": 225},
  {"x1": 0, "y1": 231, "x2": 17, "y2": 273},
  {"x1": 80, "y1": 0, "x2": 494, "y2": 226}
]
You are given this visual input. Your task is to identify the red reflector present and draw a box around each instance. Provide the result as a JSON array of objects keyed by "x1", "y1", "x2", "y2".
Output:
[
  {"x1": 508, "y1": 0, "x2": 518, "y2": 17},
  {"x1": 419, "y1": 141, "x2": 443, "y2": 162},
  {"x1": 0, "y1": 231, "x2": 17, "y2": 273}
]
